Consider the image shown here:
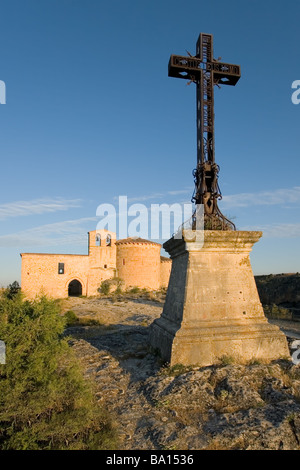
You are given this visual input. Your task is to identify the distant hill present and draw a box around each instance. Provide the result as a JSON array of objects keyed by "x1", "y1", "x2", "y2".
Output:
[{"x1": 255, "y1": 273, "x2": 300, "y2": 314}]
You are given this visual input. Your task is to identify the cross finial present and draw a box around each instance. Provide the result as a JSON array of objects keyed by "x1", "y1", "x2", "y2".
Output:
[{"x1": 168, "y1": 33, "x2": 241, "y2": 230}]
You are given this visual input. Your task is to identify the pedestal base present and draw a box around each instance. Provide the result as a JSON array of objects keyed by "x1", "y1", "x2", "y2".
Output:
[{"x1": 149, "y1": 231, "x2": 289, "y2": 366}]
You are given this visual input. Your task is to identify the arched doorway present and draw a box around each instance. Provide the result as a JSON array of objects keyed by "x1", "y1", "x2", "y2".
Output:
[{"x1": 68, "y1": 279, "x2": 82, "y2": 297}]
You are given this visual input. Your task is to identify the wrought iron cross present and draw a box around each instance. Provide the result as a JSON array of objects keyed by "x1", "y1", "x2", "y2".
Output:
[{"x1": 168, "y1": 33, "x2": 241, "y2": 230}]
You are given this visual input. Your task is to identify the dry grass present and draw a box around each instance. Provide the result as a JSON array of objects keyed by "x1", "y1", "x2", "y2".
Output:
[{"x1": 203, "y1": 435, "x2": 247, "y2": 450}]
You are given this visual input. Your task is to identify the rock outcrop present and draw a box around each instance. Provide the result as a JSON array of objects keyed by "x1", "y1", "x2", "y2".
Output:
[{"x1": 65, "y1": 296, "x2": 300, "y2": 450}]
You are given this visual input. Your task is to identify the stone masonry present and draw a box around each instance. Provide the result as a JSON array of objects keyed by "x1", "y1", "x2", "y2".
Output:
[
  {"x1": 149, "y1": 230, "x2": 290, "y2": 366},
  {"x1": 21, "y1": 230, "x2": 172, "y2": 299}
]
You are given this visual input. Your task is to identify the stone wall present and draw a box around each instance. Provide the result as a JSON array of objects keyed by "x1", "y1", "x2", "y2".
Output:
[
  {"x1": 21, "y1": 253, "x2": 89, "y2": 299},
  {"x1": 86, "y1": 266, "x2": 115, "y2": 296},
  {"x1": 20, "y1": 231, "x2": 172, "y2": 298},
  {"x1": 160, "y1": 256, "x2": 172, "y2": 289},
  {"x1": 116, "y1": 238, "x2": 161, "y2": 290}
]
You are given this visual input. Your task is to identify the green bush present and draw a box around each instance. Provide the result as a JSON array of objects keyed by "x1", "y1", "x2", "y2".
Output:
[
  {"x1": 64, "y1": 309, "x2": 79, "y2": 326},
  {"x1": 128, "y1": 287, "x2": 140, "y2": 294},
  {"x1": 98, "y1": 280, "x2": 111, "y2": 295},
  {"x1": 0, "y1": 294, "x2": 117, "y2": 450},
  {"x1": 263, "y1": 304, "x2": 292, "y2": 320},
  {"x1": 64, "y1": 310, "x2": 102, "y2": 327},
  {"x1": 219, "y1": 355, "x2": 235, "y2": 366},
  {"x1": 3, "y1": 281, "x2": 21, "y2": 300},
  {"x1": 98, "y1": 278, "x2": 124, "y2": 296},
  {"x1": 161, "y1": 363, "x2": 195, "y2": 377}
]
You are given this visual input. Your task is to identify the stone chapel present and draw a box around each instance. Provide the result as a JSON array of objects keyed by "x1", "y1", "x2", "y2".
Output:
[{"x1": 20, "y1": 229, "x2": 171, "y2": 299}]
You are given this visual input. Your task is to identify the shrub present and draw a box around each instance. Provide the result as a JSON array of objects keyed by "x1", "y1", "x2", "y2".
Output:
[
  {"x1": 161, "y1": 363, "x2": 195, "y2": 377},
  {"x1": 263, "y1": 304, "x2": 292, "y2": 320},
  {"x1": 64, "y1": 309, "x2": 79, "y2": 326},
  {"x1": 0, "y1": 294, "x2": 117, "y2": 450},
  {"x1": 99, "y1": 280, "x2": 111, "y2": 295},
  {"x1": 64, "y1": 311, "x2": 102, "y2": 327},
  {"x1": 128, "y1": 287, "x2": 140, "y2": 294},
  {"x1": 98, "y1": 278, "x2": 124, "y2": 296},
  {"x1": 3, "y1": 281, "x2": 21, "y2": 300},
  {"x1": 111, "y1": 277, "x2": 124, "y2": 295},
  {"x1": 219, "y1": 355, "x2": 235, "y2": 366}
]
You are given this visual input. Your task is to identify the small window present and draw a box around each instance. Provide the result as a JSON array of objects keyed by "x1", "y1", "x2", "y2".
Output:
[
  {"x1": 123, "y1": 259, "x2": 125, "y2": 266},
  {"x1": 106, "y1": 234, "x2": 111, "y2": 246},
  {"x1": 104, "y1": 264, "x2": 107, "y2": 269},
  {"x1": 58, "y1": 263, "x2": 64, "y2": 274},
  {"x1": 95, "y1": 234, "x2": 101, "y2": 246}
]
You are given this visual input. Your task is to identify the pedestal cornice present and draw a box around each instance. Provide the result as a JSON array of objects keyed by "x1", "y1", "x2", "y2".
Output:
[{"x1": 163, "y1": 230, "x2": 263, "y2": 258}]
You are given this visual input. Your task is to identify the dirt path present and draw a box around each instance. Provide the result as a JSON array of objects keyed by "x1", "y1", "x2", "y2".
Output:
[
  {"x1": 269, "y1": 318, "x2": 300, "y2": 339},
  {"x1": 64, "y1": 296, "x2": 171, "y2": 449}
]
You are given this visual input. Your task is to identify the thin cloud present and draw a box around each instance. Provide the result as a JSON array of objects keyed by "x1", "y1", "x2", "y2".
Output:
[
  {"x1": 167, "y1": 189, "x2": 191, "y2": 196},
  {"x1": 115, "y1": 187, "x2": 300, "y2": 209},
  {"x1": 119, "y1": 189, "x2": 191, "y2": 204},
  {"x1": 222, "y1": 187, "x2": 300, "y2": 208},
  {"x1": 241, "y1": 223, "x2": 300, "y2": 238},
  {"x1": 0, "y1": 217, "x2": 97, "y2": 248},
  {"x1": 0, "y1": 198, "x2": 82, "y2": 221},
  {"x1": 121, "y1": 193, "x2": 165, "y2": 203}
]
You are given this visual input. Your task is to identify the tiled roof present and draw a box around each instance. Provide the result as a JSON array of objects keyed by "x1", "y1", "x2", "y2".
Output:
[{"x1": 115, "y1": 237, "x2": 161, "y2": 246}]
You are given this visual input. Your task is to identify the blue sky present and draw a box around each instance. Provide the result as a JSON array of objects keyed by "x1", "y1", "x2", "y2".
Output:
[{"x1": 0, "y1": 0, "x2": 300, "y2": 286}]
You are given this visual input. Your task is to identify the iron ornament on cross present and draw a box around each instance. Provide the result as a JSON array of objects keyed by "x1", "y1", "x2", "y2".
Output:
[{"x1": 168, "y1": 33, "x2": 241, "y2": 230}]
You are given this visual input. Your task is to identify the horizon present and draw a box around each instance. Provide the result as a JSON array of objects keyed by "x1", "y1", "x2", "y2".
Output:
[{"x1": 0, "y1": 0, "x2": 300, "y2": 286}]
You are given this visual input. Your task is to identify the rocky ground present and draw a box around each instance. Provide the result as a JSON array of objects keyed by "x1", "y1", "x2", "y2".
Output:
[{"x1": 62, "y1": 296, "x2": 300, "y2": 450}]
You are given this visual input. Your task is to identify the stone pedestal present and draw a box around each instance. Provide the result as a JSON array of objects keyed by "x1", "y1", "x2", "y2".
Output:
[{"x1": 149, "y1": 230, "x2": 289, "y2": 366}]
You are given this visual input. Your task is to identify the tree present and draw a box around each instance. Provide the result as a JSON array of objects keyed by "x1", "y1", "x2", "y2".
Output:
[
  {"x1": 98, "y1": 277, "x2": 124, "y2": 296},
  {"x1": 4, "y1": 281, "x2": 21, "y2": 300},
  {"x1": 0, "y1": 293, "x2": 117, "y2": 450}
]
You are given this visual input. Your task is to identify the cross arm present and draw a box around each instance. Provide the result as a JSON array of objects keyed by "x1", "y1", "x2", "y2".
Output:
[
  {"x1": 168, "y1": 54, "x2": 201, "y2": 80},
  {"x1": 168, "y1": 54, "x2": 241, "y2": 86},
  {"x1": 209, "y1": 62, "x2": 241, "y2": 86}
]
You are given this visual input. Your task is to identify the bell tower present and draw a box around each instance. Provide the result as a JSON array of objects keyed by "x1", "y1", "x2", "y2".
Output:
[{"x1": 88, "y1": 229, "x2": 116, "y2": 269}]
